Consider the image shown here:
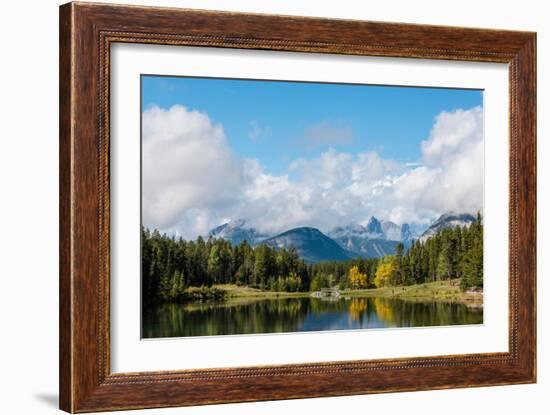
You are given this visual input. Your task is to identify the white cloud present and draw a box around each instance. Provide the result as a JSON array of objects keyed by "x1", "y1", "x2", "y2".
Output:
[
  {"x1": 421, "y1": 107, "x2": 483, "y2": 167},
  {"x1": 142, "y1": 105, "x2": 484, "y2": 239},
  {"x1": 243, "y1": 159, "x2": 289, "y2": 200},
  {"x1": 142, "y1": 105, "x2": 245, "y2": 237},
  {"x1": 388, "y1": 106, "x2": 484, "y2": 223}
]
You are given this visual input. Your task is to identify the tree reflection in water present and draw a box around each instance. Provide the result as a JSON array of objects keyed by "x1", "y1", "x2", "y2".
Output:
[{"x1": 142, "y1": 296, "x2": 483, "y2": 338}]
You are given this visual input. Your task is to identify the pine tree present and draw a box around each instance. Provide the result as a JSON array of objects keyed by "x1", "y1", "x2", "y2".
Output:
[
  {"x1": 394, "y1": 242, "x2": 405, "y2": 285},
  {"x1": 436, "y1": 234, "x2": 452, "y2": 280}
]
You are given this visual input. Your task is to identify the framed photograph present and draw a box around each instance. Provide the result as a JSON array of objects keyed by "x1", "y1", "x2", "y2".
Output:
[{"x1": 59, "y1": 2, "x2": 536, "y2": 412}]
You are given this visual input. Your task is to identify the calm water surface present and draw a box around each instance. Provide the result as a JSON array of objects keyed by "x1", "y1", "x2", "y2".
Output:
[{"x1": 142, "y1": 296, "x2": 483, "y2": 338}]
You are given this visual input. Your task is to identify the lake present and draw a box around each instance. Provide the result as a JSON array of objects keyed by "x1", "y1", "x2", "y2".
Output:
[{"x1": 142, "y1": 296, "x2": 483, "y2": 338}]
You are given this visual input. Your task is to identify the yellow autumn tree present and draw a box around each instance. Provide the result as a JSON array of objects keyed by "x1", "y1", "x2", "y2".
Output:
[
  {"x1": 374, "y1": 256, "x2": 396, "y2": 288},
  {"x1": 348, "y1": 265, "x2": 367, "y2": 289}
]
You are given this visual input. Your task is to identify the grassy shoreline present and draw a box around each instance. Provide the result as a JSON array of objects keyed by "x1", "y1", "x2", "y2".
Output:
[
  {"x1": 341, "y1": 279, "x2": 483, "y2": 305},
  {"x1": 211, "y1": 280, "x2": 482, "y2": 305},
  {"x1": 211, "y1": 284, "x2": 310, "y2": 299}
]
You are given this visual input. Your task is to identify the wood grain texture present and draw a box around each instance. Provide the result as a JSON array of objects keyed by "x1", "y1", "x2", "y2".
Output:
[
  {"x1": 59, "y1": 3, "x2": 73, "y2": 412},
  {"x1": 59, "y1": 2, "x2": 537, "y2": 412}
]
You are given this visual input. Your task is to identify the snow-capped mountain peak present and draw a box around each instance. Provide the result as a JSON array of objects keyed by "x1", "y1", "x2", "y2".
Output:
[
  {"x1": 209, "y1": 218, "x2": 245, "y2": 234},
  {"x1": 208, "y1": 219, "x2": 269, "y2": 245},
  {"x1": 326, "y1": 216, "x2": 418, "y2": 258},
  {"x1": 365, "y1": 216, "x2": 384, "y2": 238},
  {"x1": 419, "y1": 212, "x2": 478, "y2": 242},
  {"x1": 329, "y1": 223, "x2": 368, "y2": 239}
]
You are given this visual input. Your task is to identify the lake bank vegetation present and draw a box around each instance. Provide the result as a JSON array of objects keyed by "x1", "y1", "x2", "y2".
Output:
[
  {"x1": 203, "y1": 280, "x2": 481, "y2": 305},
  {"x1": 142, "y1": 213, "x2": 483, "y2": 306}
]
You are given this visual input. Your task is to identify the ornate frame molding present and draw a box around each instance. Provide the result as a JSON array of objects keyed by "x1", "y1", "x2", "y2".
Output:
[{"x1": 60, "y1": 2, "x2": 536, "y2": 412}]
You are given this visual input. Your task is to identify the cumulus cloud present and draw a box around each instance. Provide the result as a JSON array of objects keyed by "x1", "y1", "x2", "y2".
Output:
[
  {"x1": 142, "y1": 105, "x2": 483, "y2": 239},
  {"x1": 387, "y1": 106, "x2": 484, "y2": 223},
  {"x1": 421, "y1": 107, "x2": 483, "y2": 167},
  {"x1": 142, "y1": 105, "x2": 245, "y2": 237}
]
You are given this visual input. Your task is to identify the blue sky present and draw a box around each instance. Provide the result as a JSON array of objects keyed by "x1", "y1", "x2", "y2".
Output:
[
  {"x1": 141, "y1": 75, "x2": 484, "y2": 238},
  {"x1": 142, "y1": 76, "x2": 482, "y2": 177}
]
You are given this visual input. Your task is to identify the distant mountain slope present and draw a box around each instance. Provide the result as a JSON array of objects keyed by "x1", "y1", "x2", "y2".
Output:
[
  {"x1": 419, "y1": 212, "x2": 477, "y2": 242},
  {"x1": 208, "y1": 213, "x2": 461, "y2": 263},
  {"x1": 328, "y1": 232, "x2": 400, "y2": 258},
  {"x1": 329, "y1": 216, "x2": 418, "y2": 258},
  {"x1": 400, "y1": 223, "x2": 415, "y2": 241},
  {"x1": 261, "y1": 227, "x2": 358, "y2": 264},
  {"x1": 208, "y1": 219, "x2": 269, "y2": 245}
]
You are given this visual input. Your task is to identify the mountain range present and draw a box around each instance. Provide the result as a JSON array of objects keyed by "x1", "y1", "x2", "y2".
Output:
[
  {"x1": 207, "y1": 212, "x2": 477, "y2": 263},
  {"x1": 262, "y1": 227, "x2": 358, "y2": 263},
  {"x1": 327, "y1": 217, "x2": 417, "y2": 258}
]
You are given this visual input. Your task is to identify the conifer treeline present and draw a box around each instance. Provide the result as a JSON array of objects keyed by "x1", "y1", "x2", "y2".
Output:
[
  {"x1": 142, "y1": 213, "x2": 483, "y2": 305},
  {"x1": 385, "y1": 212, "x2": 484, "y2": 291}
]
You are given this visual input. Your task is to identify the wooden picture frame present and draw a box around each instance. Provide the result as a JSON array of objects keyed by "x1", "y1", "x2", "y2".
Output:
[{"x1": 59, "y1": 2, "x2": 536, "y2": 412}]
